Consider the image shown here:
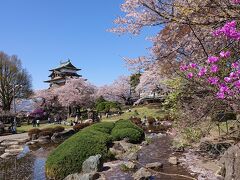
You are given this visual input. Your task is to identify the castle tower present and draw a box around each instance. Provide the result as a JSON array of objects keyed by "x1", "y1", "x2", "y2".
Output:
[{"x1": 44, "y1": 60, "x2": 81, "y2": 88}]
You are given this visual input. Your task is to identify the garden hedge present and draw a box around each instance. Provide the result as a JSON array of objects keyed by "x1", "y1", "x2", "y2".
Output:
[
  {"x1": 112, "y1": 119, "x2": 145, "y2": 143},
  {"x1": 45, "y1": 122, "x2": 114, "y2": 179},
  {"x1": 46, "y1": 120, "x2": 144, "y2": 179}
]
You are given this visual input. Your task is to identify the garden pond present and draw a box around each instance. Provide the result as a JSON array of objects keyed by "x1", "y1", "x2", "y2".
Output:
[{"x1": 0, "y1": 135, "x2": 195, "y2": 180}]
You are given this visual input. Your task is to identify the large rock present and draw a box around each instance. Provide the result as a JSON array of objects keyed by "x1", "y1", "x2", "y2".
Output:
[
  {"x1": 132, "y1": 168, "x2": 152, "y2": 180},
  {"x1": 200, "y1": 140, "x2": 233, "y2": 157},
  {"x1": 141, "y1": 141, "x2": 149, "y2": 146},
  {"x1": 146, "y1": 162, "x2": 163, "y2": 170},
  {"x1": 124, "y1": 162, "x2": 137, "y2": 170},
  {"x1": 37, "y1": 136, "x2": 51, "y2": 144},
  {"x1": 64, "y1": 172, "x2": 100, "y2": 180},
  {"x1": 168, "y1": 156, "x2": 179, "y2": 165},
  {"x1": 219, "y1": 143, "x2": 240, "y2": 180},
  {"x1": 31, "y1": 134, "x2": 38, "y2": 140},
  {"x1": 0, "y1": 152, "x2": 11, "y2": 159},
  {"x1": 26, "y1": 141, "x2": 36, "y2": 146},
  {"x1": 127, "y1": 152, "x2": 138, "y2": 161},
  {"x1": 5, "y1": 144, "x2": 23, "y2": 154},
  {"x1": 120, "y1": 140, "x2": 133, "y2": 150},
  {"x1": 82, "y1": 154, "x2": 103, "y2": 174},
  {"x1": 1, "y1": 141, "x2": 19, "y2": 146},
  {"x1": 14, "y1": 138, "x2": 29, "y2": 144},
  {"x1": 51, "y1": 130, "x2": 75, "y2": 142}
]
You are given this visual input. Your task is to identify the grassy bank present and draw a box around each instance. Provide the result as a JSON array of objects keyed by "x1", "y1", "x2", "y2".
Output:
[
  {"x1": 102, "y1": 104, "x2": 166, "y2": 122},
  {"x1": 17, "y1": 124, "x2": 70, "y2": 133}
]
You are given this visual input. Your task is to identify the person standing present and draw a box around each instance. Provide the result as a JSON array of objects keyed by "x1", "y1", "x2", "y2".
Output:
[
  {"x1": 32, "y1": 118, "x2": 36, "y2": 127},
  {"x1": 36, "y1": 119, "x2": 40, "y2": 127},
  {"x1": 13, "y1": 118, "x2": 17, "y2": 133},
  {"x1": 59, "y1": 116, "x2": 62, "y2": 124},
  {"x1": 48, "y1": 116, "x2": 51, "y2": 124}
]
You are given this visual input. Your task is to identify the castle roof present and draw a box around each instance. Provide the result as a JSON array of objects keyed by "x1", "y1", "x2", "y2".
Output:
[{"x1": 50, "y1": 60, "x2": 81, "y2": 71}]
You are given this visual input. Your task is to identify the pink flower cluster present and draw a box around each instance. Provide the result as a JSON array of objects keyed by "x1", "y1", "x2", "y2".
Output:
[
  {"x1": 213, "y1": 21, "x2": 240, "y2": 40},
  {"x1": 180, "y1": 50, "x2": 240, "y2": 99},
  {"x1": 179, "y1": 0, "x2": 240, "y2": 100},
  {"x1": 231, "y1": 0, "x2": 240, "y2": 4}
]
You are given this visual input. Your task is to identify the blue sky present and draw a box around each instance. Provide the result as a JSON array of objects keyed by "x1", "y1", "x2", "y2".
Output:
[{"x1": 0, "y1": 0, "x2": 159, "y2": 90}]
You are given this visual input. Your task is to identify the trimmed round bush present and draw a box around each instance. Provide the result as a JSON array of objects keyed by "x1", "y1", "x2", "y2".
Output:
[
  {"x1": 39, "y1": 130, "x2": 53, "y2": 137},
  {"x1": 112, "y1": 120, "x2": 145, "y2": 143},
  {"x1": 45, "y1": 122, "x2": 115, "y2": 180},
  {"x1": 73, "y1": 123, "x2": 91, "y2": 132},
  {"x1": 28, "y1": 128, "x2": 41, "y2": 138},
  {"x1": 41, "y1": 128, "x2": 54, "y2": 133},
  {"x1": 115, "y1": 120, "x2": 144, "y2": 135},
  {"x1": 130, "y1": 117, "x2": 142, "y2": 126},
  {"x1": 147, "y1": 116, "x2": 156, "y2": 125},
  {"x1": 84, "y1": 122, "x2": 115, "y2": 134},
  {"x1": 53, "y1": 126, "x2": 65, "y2": 133},
  {"x1": 111, "y1": 128, "x2": 144, "y2": 143}
]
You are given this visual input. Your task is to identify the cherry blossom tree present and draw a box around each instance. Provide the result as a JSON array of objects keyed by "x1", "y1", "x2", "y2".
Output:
[
  {"x1": 97, "y1": 76, "x2": 132, "y2": 104},
  {"x1": 111, "y1": 0, "x2": 240, "y2": 125},
  {"x1": 136, "y1": 62, "x2": 168, "y2": 97},
  {"x1": 111, "y1": 0, "x2": 240, "y2": 76},
  {"x1": 35, "y1": 78, "x2": 96, "y2": 116},
  {"x1": 54, "y1": 78, "x2": 96, "y2": 108}
]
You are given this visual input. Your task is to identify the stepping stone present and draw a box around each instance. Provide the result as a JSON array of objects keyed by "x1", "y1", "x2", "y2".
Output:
[
  {"x1": 146, "y1": 162, "x2": 163, "y2": 169},
  {"x1": 0, "y1": 153, "x2": 11, "y2": 159},
  {"x1": 1, "y1": 141, "x2": 19, "y2": 146},
  {"x1": 5, "y1": 147, "x2": 23, "y2": 154}
]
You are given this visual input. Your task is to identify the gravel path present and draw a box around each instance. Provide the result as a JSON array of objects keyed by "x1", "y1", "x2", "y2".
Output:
[{"x1": 0, "y1": 133, "x2": 28, "y2": 142}]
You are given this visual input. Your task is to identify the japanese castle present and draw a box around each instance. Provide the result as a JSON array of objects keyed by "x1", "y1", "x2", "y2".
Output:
[{"x1": 44, "y1": 60, "x2": 81, "y2": 88}]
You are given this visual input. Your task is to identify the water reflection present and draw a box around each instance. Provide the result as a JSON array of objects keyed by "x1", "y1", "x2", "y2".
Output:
[
  {"x1": 33, "y1": 158, "x2": 46, "y2": 180},
  {"x1": 0, "y1": 143, "x2": 59, "y2": 180},
  {"x1": 17, "y1": 145, "x2": 30, "y2": 159}
]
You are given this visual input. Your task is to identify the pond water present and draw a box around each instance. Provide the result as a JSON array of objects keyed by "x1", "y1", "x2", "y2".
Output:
[
  {"x1": 101, "y1": 135, "x2": 194, "y2": 180},
  {"x1": 138, "y1": 135, "x2": 194, "y2": 180},
  {"x1": 0, "y1": 143, "x2": 59, "y2": 180},
  {"x1": 0, "y1": 133, "x2": 194, "y2": 180}
]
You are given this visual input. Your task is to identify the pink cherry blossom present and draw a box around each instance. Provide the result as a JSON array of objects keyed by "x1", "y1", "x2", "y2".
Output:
[
  {"x1": 187, "y1": 72, "x2": 194, "y2": 79},
  {"x1": 231, "y1": 0, "x2": 240, "y2": 4},
  {"x1": 180, "y1": 64, "x2": 188, "y2": 71},
  {"x1": 198, "y1": 67, "x2": 207, "y2": 77},
  {"x1": 224, "y1": 77, "x2": 232, "y2": 82},
  {"x1": 220, "y1": 51, "x2": 231, "y2": 58},
  {"x1": 208, "y1": 77, "x2": 219, "y2": 85},
  {"x1": 232, "y1": 62, "x2": 239, "y2": 68},
  {"x1": 207, "y1": 56, "x2": 219, "y2": 64},
  {"x1": 229, "y1": 72, "x2": 237, "y2": 78},
  {"x1": 217, "y1": 92, "x2": 225, "y2": 99},
  {"x1": 189, "y1": 62, "x2": 197, "y2": 68},
  {"x1": 234, "y1": 80, "x2": 240, "y2": 88},
  {"x1": 213, "y1": 21, "x2": 240, "y2": 40},
  {"x1": 219, "y1": 84, "x2": 230, "y2": 93},
  {"x1": 210, "y1": 64, "x2": 218, "y2": 73}
]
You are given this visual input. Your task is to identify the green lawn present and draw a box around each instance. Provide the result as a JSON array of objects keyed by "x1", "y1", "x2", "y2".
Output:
[
  {"x1": 102, "y1": 104, "x2": 166, "y2": 122},
  {"x1": 17, "y1": 123, "x2": 71, "y2": 133}
]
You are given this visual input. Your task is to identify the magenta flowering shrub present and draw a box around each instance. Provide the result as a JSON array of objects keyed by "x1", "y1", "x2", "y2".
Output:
[
  {"x1": 180, "y1": 1, "x2": 240, "y2": 100},
  {"x1": 180, "y1": 18, "x2": 240, "y2": 100}
]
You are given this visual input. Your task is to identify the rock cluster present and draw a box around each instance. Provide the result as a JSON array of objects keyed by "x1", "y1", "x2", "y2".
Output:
[
  {"x1": 219, "y1": 142, "x2": 240, "y2": 180},
  {"x1": 64, "y1": 154, "x2": 103, "y2": 180},
  {"x1": 109, "y1": 140, "x2": 141, "y2": 160},
  {"x1": 132, "y1": 168, "x2": 152, "y2": 180},
  {"x1": 0, "y1": 138, "x2": 28, "y2": 159}
]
